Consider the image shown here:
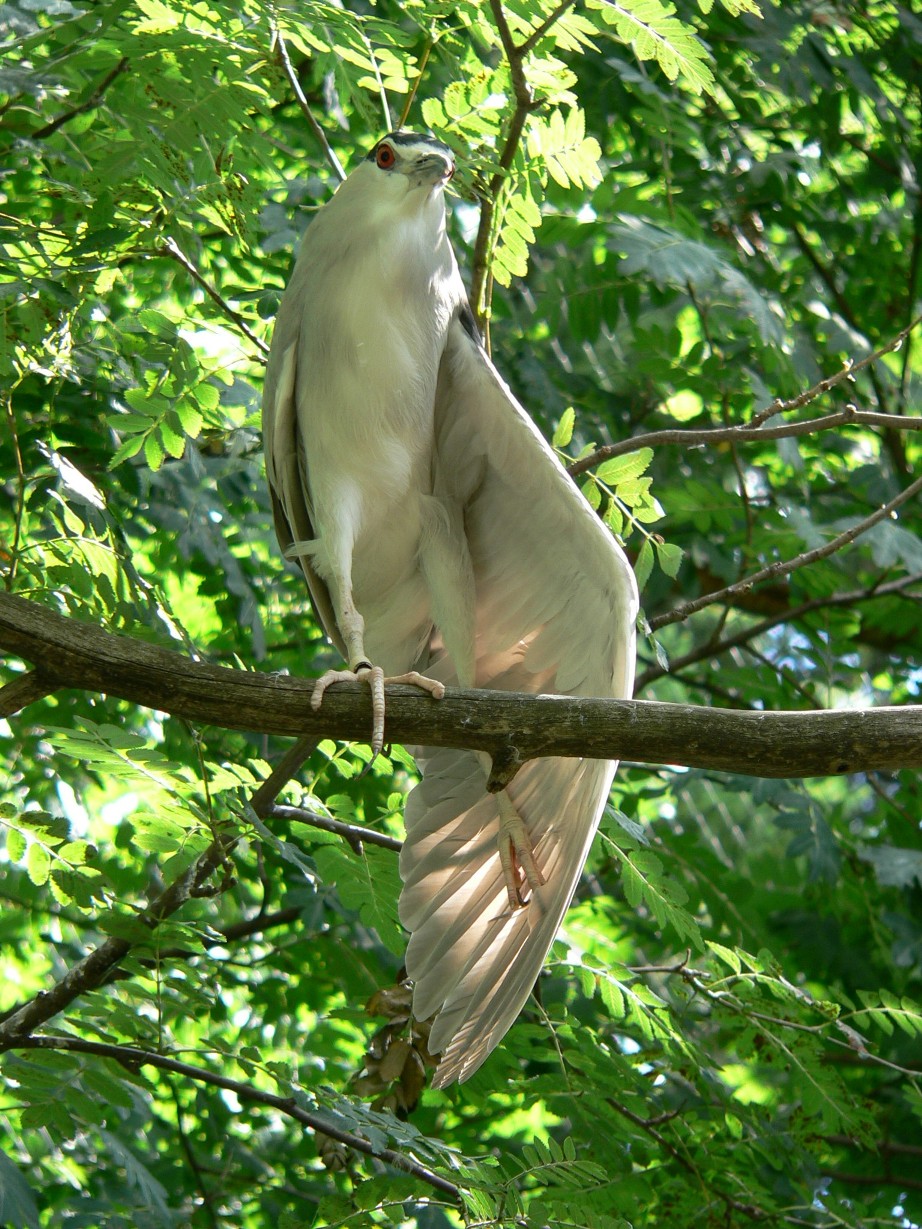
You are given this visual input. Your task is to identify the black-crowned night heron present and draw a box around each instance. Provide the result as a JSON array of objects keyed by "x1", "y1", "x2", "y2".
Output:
[{"x1": 262, "y1": 131, "x2": 638, "y2": 1086}]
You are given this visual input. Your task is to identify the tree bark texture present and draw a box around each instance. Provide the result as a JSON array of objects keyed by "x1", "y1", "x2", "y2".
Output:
[{"x1": 2, "y1": 591, "x2": 920, "y2": 778}]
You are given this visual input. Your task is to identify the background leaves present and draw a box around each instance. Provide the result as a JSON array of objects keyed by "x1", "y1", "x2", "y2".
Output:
[{"x1": 2, "y1": 1, "x2": 922, "y2": 1227}]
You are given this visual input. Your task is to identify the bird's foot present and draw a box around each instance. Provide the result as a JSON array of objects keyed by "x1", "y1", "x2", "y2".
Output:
[
  {"x1": 497, "y1": 791, "x2": 546, "y2": 910},
  {"x1": 311, "y1": 662, "x2": 445, "y2": 757}
]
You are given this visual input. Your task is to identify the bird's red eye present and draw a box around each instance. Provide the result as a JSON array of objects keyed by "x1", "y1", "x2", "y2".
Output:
[{"x1": 376, "y1": 143, "x2": 396, "y2": 169}]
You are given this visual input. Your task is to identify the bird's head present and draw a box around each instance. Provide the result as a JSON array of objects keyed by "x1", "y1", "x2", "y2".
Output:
[{"x1": 364, "y1": 131, "x2": 455, "y2": 197}]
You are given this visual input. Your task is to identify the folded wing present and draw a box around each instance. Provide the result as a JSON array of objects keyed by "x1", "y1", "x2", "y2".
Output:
[{"x1": 400, "y1": 312, "x2": 638, "y2": 1085}]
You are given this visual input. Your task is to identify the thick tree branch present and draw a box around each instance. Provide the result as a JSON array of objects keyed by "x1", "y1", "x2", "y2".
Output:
[
  {"x1": 13, "y1": 1036, "x2": 459, "y2": 1200},
  {"x1": 2, "y1": 591, "x2": 922, "y2": 777}
]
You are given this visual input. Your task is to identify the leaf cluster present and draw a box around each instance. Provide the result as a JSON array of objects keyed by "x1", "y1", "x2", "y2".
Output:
[{"x1": 2, "y1": 1, "x2": 922, "y2": 1227}]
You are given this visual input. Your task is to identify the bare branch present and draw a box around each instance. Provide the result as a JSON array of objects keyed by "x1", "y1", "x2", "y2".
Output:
[
  {"x1": 636, "y1": 572, "x2": 922, "y2": 690},
  {"x1": 567, "y1": 313, "x2": 922, "y2": 478},
  {"x1": 269, "y1": 803, "x2": 403, "y2": 853},
  {"x1": 651, "y1": 471, "x2": 922, "y2": 631},
  {"x1": 270, "y1": 21, "x2": 346, "y2": 183},
  {"x1": 14, "y1": 1035, "x2": 460, "y2": 1200},
  {"x1": 397, "y1": 37, "x2": 434, "y2": 129},
  {"x1": 160, "y1": 237, "x2": 270, "y2": 356},
  {"x1": 0, "y1": 669, "x2": 57, "y2": 717},
  {"x1": 3, "y1": 592, "x2": 922, "y2": 778},
  {"x1": 567, "y1": 407, "x2": 922, "y2": 477},
  {"x1": 519, "y1": 0, "x2": 578, "y2": 55}
]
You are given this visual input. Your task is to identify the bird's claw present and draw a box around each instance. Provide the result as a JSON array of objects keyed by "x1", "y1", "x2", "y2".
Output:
[
  {"x1": 497, "y1": 791, "x2": 546, "y2": 910},
  {"x1": 311, "y1": 664, "x2": 444, "y2": 759}
]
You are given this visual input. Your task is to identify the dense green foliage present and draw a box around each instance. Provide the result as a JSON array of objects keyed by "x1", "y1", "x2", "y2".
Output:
[{"x1": 2, "y1": 0, "x2": 922, "y2": 1225}]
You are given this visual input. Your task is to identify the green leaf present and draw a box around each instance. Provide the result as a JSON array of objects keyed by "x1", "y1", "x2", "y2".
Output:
[
  {"x1": 553, "y1": 406, "x2": 576, "y2": 448},
  {"x1": 6, "y1": 827, "x2": 27, "y2": 863},
  {"x1": 26, "y1": 841, "x2": 51, "y2": 886},
  {"x1": 655, "y1": 540, "x2": 684, "y2": 578},
  {"x1": 634, "y1": 538, "x2": 654, "y2": 591},
  {"x1": 595, "y1": 448, "x2": 653, "y2": 486}
]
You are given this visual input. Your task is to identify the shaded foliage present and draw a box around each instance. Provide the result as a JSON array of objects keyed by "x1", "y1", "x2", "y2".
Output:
[{"x1": 1, "y1": 0, "x2": 921, "y2": 1226}]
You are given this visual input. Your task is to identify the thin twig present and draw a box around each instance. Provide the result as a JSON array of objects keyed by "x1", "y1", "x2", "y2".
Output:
[
  {"x1": 160, "y1": 237, "x2": 270, "y2": 356},
  {"x1": 170, "y1": 1083, "x2": 220, "y2": 1229},
  {"x1": 2, "y1": 389, "x2": 25, "y2": 591},
  {"x1": 898, "y1": 200, "x2": 922, "y2": 412},
  {"x1": 270, "y1": 21, "x2": 346, "y2": 182},
  {"x1": 15, "y1": 1035, "x2": 461, "y2": 1199},
  {"x1": 567, "y1": 313, "x2": 922, "y2": 478},
  {"x1": 820, "y1": 1168, "x2": 922, "y2": 1193},
  {"x1": 794, "y1": 221, "x2": 905, "y2": 471},
  {"x1": 651, "y1": 472, "x2": 922, "y2": 631},
  {"x1": 568, "y1": 407, "x2": 922, "y2": 477},
  {"x1": 398, "y1": 37, "x2": 434, "y2": 129},
  {"x1": 469, "y1": 0, "x2": 542, "y2": 323},
  {"x1": 637, "y1": 572, "x2": 922, "y2": 690},
  {"x1": 519, "y1": 0, "x2": 578, "y2": 55},
  {"x1": 359, "y1": 28, "x2": 392, "y2": 131},
  {"x1": 268, "y1": 803, "x2": 403, "y2": 853},
  {"x1": 31, "y1": 57, "x2": 129, "y2": 140}
]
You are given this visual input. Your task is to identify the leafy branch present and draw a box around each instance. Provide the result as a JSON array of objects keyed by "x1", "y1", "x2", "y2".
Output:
[
  {"x1": 650, "y1": 470, "x2": 922, "y2": 631},
  {"x1": 566, "y1": 313, "x2": 922, "y2": 478},
  {"x1": 30, "y1": 56, "x2": 129, "y2": 140},
  {"x1": 469, "y1": 0, "x2": 547, "y2": 326},
  {"x1": 0, "y1": 838, "x2": 232, "y2": 1046},
  {"x1": 12, "y1": 1035, "x2": 460, "y2": 1200}
]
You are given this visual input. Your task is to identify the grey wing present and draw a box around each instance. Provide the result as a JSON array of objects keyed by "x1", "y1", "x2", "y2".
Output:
[
  {"x1": 399, "y1": 312, "x2": 639, "y2": 1086},
  {"x1": 262, "y1": 270, "x2": 345, "y2": 659}
]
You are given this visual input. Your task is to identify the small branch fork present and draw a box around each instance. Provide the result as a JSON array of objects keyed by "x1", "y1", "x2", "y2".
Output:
[
  {"x1": 567, "y1": 313, "x2": 922, "y2": 478},
  {"x1": 651, "y1": 469, "x2": 922, "y2": 631}
]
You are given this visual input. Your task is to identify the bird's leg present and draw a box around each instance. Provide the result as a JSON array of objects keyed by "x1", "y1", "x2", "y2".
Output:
[
  {"x1": 476, "y1": 749, "x2": 546, "y2": 911},
  {"x1": 496, "y1": 791, "x2": 547, "y2": 909},
  {"x1": 311, "y1": 584, "x2": 444, "y2": 757}
]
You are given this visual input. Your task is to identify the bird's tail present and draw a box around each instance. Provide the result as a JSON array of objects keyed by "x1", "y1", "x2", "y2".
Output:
[{"x1": 399, "y1": 749, "x2": 615, "y2": 1086}]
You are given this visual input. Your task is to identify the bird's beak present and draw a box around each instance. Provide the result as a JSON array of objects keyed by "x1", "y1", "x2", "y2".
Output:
[{"x1": 409, "y1": 153, "x2": 455, "y2": 184}]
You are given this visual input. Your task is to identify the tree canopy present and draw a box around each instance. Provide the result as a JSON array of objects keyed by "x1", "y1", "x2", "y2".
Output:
[{"x1": 1, "y1": 1, "x2": 922, "y2": 1226}]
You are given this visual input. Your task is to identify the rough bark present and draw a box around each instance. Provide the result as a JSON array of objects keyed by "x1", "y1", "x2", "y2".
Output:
[{"x1": 2, "y1": 590, "x2": 921, "y2": 778}]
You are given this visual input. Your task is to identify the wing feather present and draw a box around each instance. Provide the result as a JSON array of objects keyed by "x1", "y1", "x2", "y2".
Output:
[
  {"x1": 400, "y1": 314, "x2": 638, "y2": 1084},
  {"x1": 261, "y1": 267, "x2": 345, "y2": 658}
]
